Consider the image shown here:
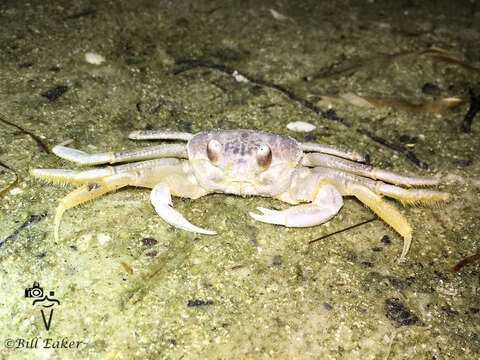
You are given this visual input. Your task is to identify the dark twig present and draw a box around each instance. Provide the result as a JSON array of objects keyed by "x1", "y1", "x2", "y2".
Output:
[
  {"x1": 313, "y1": 48, "x2": 480, "y2": 80},
  {"x1": 0, "y1": 161, "x2": 19, "y2": 198},
  {"x1": 64, "y1": 8, "x2": 96, "y2": 20},
  {"x1": 307, "y1": 218, "x2": 377, "y2": 247},
  {"x1": 450, "y1": 253, "x2": 480, "y2": 272},
  {"x1": 460, "y1": 88, "x2": 479, "y2": 133},
  {"x1": 0, "y1": 113, "x2": 50, "y2": 153},
  {"x1": 357, "y1": 128, "x2": 428, "y2": 169},
  {"x1": 0, "y1": 212, "x2": 47, "y2": 250},
  {"x1": 357, "y1": 128, "x2": 405, "y2": 152},
  {"x1": 404, "y1": 151, "x2": 428, "y2": 169},
  {"x1": 173, "y1": 59, "x2": 347, "y2": 125}
]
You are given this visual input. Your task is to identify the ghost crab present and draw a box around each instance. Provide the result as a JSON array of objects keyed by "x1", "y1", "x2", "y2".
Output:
[{"x1": 32, "y1": 129, "x2": 449, "y2": 260}]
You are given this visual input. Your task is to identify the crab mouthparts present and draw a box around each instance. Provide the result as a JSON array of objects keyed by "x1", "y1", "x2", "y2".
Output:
[{"x1": 221, "y1": 178, "x2": 260, "y2": 195}]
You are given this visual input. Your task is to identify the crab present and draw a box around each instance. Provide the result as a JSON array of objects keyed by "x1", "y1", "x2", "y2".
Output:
[{"x1": 31, "y1": 129, "x2": 449, "y2": 260}]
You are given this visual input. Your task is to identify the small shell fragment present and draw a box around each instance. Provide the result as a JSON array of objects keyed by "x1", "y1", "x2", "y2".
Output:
[
  {"x1": 85, "y1": 52, "x2": 105, "y2": 65},
  {"x1": 270, "y1": 9, "x2": 288, "y2": 21},
  {"x1": 9, "y1": 187, "x2": 23, "y2": 195},
  {"x1": 287, "y1": 121, "x2": 316, "y2": 132},
  {"x1": 232, "y1": 70, "x2": 249, "y2": 83},
  {"x1": 97, "y1": 233, "x2": 111, "y2": 245}
]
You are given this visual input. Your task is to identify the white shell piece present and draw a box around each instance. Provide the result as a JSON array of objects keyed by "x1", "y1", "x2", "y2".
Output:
[
  {"x1": 286, "y1": 121, "x2": 316, "y2": 132},
  {"x1": 85, "y1": 52, "x2": 105, "y2": 65},
  {"x1": 270, "y1": 9, "x2": 288, "y2": 21},
  {"x1": 9, "y1": 187, "x2": 23, "y2": 195},
  {"x1": 97, "y1": 233, "x2": 111, "y2": 245},
  {"x1": 232, "y1": 70, "x2": 249, "y2": 83}
]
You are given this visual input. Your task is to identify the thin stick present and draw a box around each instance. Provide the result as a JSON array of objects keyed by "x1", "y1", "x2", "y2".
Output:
[
  {"x1": 0, "y1": 113, "x2": 50, "y2": 153},
  {"x1": 307, "y1": 218, "x2": 377, "y2": 247},
  {"x1": 0, "y1": 161, "x2": 19, "y2": 198},
  {"x1": 173, "y1": 59, "x2": 347, "y2": 125},
  {"x1": 357, "y1": 128, "x2": 428, "y2": 169},
  {"x1": 450, "y1": 253, "x2": 480, "y2": 272}
]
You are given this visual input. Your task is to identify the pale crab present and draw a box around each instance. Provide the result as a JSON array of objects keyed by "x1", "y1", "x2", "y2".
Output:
[{"x1": 32, "y1": 129, "x2": 449, "y2": 260}]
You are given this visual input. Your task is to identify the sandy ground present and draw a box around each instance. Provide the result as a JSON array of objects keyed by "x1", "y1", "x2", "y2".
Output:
[{"x1": 0, "y1": 0, "x2": 479, "y2": 359}]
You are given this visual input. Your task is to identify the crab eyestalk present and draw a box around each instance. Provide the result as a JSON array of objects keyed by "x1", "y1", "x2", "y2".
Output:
[
  {"x1": 256, "y1": 144, "x2": 272, "y2": 169},
  {"x1": 207, "y1": 139, "x2": 222, "y2": 164}
]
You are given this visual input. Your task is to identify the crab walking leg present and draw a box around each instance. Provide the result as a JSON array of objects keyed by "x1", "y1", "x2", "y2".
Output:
[
  {"x1": 31, "y1": 168, "x2": 78, "y2": 182},
  {"x1": 301, "y1": 143, "x2": 365, "y2": 162},
  {"x1": 303, "y1": 153, "x2": 439, "y2": 186},
  {"x1": 52, "y1": 173, "x2": 136, "y2": 242},
  {"x1": 250, "y1": 184, "x2": 343, "y2": 227},
  {"x1": 52, "y1": 143, "x2": 187, "y2": 165},
  {"x1": 374, "y1": 182, "x2": 449, "y2": 204},
  {"x1": 313, "y1": 167, "x2": 449, "y2": 204},
  {"x1": 150, "y1": 183, "x2": 216, "y2": 235},
  {"x1": 128, "y1": 130, "x2": 193, "y2": 141},
  {"x1": 32, "y1": 159, "x2": 184, "y2": 184},
  {"x1": 348, "y1": 183, "x2": 412, "y2": 260},
  {"x1": 35, "y1": 159, "x2": 212, "y2": 241}
]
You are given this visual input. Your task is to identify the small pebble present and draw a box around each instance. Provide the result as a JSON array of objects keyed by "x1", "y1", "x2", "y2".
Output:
[
  {"x1": 187, "y1": 299, "x2": 213, "y2": 307},
  {"x1": 421, "y1": 82, "x2": 439, "y2": 95},
  {"x1": 272, "y1": 255, "x2": 282, "y2": 266},
  {"x1": 385, "y1": 298, "x2": 419, "y2": 326},
  {"x1": 41, "y1": 85, "x2": 68, "y2": 101},
  {"x1": 381, "y1": 235, "x2": 391, "y2": 245},
  {"x1": 141, "y1": 237, "x2": 158, "y2": 247},
  {"x1": 85, "y1": 52, "x2": 105, "y2": 65},
  {"x1": 322, "y1": 302, "x2": 333, "y2": 311}
]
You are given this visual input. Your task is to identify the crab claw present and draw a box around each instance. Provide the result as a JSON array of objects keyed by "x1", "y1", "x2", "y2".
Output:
[
  {"x1": 150, "y1": 183, "x2": 216, "y2": 235},
  {"x1": 249, "y1": 207, "x2": 286, "y2": 225},
  {"x1": 250, "y1": 184, "x2": 343, "y2": 227}
]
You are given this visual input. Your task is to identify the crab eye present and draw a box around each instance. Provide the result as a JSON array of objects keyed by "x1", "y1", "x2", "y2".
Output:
[
  {"x1": 256, "y1": 144, "x2": 272, "y2": 169},
  {"x1": 207, "y1": 139, "x2": 222, "y2": 163}
]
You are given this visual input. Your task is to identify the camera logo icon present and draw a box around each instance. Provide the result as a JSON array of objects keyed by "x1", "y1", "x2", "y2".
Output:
[
  {"x1": 24, "y1": 281, "x2": 60, "y2": 331},
  {"x1": 25, "y1": 281, "x2": 44, "y2": 298}
]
